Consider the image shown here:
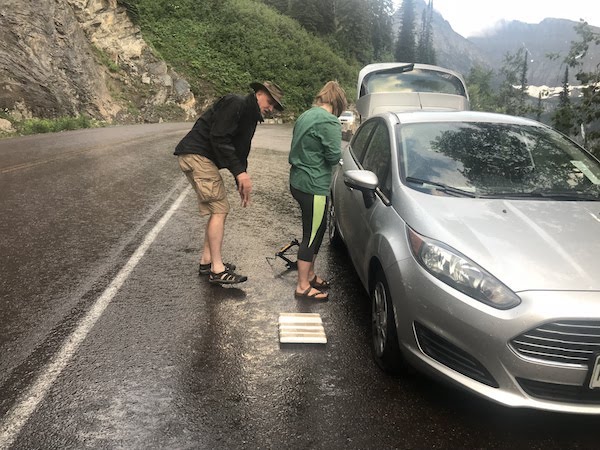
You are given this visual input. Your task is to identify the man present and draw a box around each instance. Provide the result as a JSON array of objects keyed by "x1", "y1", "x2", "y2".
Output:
[{"x1": 175, "y1": 81, "x2": 284, "y2": 284}]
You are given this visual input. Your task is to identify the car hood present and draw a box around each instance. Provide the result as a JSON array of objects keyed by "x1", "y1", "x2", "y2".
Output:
[{"x1": 398, "y1": 190, "x2": 600, "y2": 292}]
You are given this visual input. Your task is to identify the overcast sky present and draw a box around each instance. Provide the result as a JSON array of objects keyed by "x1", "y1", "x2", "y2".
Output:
[{"x1": 398, "y1": 0, "x2": 600, "y2": 38}]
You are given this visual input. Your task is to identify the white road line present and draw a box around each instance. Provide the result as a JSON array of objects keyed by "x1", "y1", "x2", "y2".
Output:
[{"x1": 0, "y1": 186, "x2": 191, "y2": 450}]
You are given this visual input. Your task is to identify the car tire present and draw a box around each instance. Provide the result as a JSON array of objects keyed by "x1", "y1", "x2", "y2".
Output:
[
  {"x1": 371, "y1": 270, "x2": 404, "y2": 374},
  {"x1": 328, "y1": 201, "x2": 344, "y2": 249}
]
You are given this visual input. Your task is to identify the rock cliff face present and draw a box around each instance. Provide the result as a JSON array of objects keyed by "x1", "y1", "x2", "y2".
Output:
[{"x1": 0, "y1": 0, "x2": 196, "y2": 122}]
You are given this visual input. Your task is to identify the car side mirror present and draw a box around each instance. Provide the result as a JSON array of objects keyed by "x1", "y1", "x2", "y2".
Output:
[{"x1": 343, "y1": 170, "x2": 379, "y2": 208}]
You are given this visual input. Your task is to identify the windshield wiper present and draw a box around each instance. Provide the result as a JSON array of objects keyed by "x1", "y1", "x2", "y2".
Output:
[{"x1": 405, "y1": 176, "x2": 478, "y2": 198}]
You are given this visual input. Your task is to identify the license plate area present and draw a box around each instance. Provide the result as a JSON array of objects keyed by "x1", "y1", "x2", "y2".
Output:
[{"x1": 589, "y1": 354, "x2": 600, "y2": 389}]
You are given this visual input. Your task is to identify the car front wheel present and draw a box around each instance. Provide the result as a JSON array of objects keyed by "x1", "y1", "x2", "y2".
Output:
[{"x1": 371, "y1": 270, "x2": 404, "y2": 374}]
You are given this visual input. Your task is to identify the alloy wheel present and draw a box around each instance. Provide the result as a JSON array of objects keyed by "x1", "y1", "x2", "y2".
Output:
[{"x1": 372, "y1": 281, "x2": 388, "y2": 357}]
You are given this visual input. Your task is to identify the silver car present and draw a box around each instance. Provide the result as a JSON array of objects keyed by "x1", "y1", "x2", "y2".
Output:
[{"x1": 329, "y1": 110, "x2": 600, "y2": 414}]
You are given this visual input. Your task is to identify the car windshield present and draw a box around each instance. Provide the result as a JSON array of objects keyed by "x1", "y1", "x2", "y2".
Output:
[
  {"x1": 363, "y1": 68, "x2": 467, "y2": 97},
  {"x1": 399, "y1": 121, "x2": 600, "y2": 199}
]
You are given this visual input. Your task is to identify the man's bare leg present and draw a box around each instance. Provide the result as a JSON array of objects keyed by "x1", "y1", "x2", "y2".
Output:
[
  {"x1": 206, "y1": 213, "x2": 227, "y2": 273},
  {"x1": 200, "y1": 225, "x2": 211, "y2": 265}
]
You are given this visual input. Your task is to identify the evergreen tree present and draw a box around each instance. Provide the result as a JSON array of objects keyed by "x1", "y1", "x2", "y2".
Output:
[
  {"x1": 516, "y1": 49, "x2": 530, "y2": 116},
  {"x1": 567, "y1": 21, "x2": 600, "y2": 155},
  {"x1": 261, "y1": 0, "x2": 394, "y2": 65},
  {"x1": 552, "y1": 66, "x2": 575, "y2": 135},
  {"x1": 261, "y1": 0, "x2": 289, "y2": 14},
  {"x1": 498, "y1": 48, "x2": 527, "y2": 115},
  {"x1": 416, "y1": 0, "x2": 435, "y2": 64},
  {"x1": 394, "y1": 0, "x2": 416, "y2": 62},
  {"x1": 534, "y1": 91, "x2": 547, "y2": 122},
  {"x1": 369, "y1": 0, "x2": 394, "y2": 61},
  {"x1": 335, "y1": 0, "x2": 373, "y2": 64},
  {"x1": 289, "y1": 0, "x2": 335, "y2": 35},
  {"x1": 466, "y1": 65, "x2": 499, "y2": 112}
]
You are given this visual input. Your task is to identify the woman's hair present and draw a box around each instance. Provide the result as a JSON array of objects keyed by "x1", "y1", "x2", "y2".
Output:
[{"x1": 314, "y1": 81, "x2": 348, "y2": 117}]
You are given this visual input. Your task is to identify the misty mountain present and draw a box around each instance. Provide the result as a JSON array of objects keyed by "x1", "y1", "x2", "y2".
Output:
[
  {"x1": 469, "y1": 18, "x2": 600, "y2": 86},
  {"x1": 393, "y1": 0, "x2": 489, "y2": 76},
  {"x1": 402, "y1": 0, "x2": 600, "y2": 88}
]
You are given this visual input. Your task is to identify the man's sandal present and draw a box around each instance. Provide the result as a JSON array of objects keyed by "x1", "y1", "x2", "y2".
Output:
[
  {"x1": 209, "y1": 268, "x2": 247, "y2": 285},
  {"x1": 294, "y1": 287, "x2": 329, "y2": 301},
  {"x1": 310, "y1": 276, "x2": 330, "y2": 290},
  {"x1": 199, "y1": 262, "x2": 236, "y2": 276}
]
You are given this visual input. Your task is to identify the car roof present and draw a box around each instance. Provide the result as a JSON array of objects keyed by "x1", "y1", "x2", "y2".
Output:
[{"x1": 379, "y1": 110, "x2": 545, "y2": 127}]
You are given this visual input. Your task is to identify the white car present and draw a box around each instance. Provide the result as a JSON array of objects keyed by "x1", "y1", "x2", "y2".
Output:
[
  {"x1": 356, "y1": 62, "x2": 470, "y2": 121},
  {"x1": 339, "y1": 110, "x2": 356, "y2": 125},
  {"x1": 339, "y1": 110, "x2": 357, "y2": 140}
]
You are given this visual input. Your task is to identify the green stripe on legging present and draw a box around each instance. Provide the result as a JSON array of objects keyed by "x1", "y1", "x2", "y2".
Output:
[{"x1": 309, "y1": 195, "x2": 326, "y2": 247}]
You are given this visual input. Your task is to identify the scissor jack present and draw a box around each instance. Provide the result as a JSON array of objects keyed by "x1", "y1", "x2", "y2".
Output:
[{"x1": 266, "y1": 238, "x2": 299, "y2": 270}]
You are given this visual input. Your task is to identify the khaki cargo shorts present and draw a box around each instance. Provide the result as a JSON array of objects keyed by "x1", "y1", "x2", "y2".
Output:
[{"x1": 178, "y1": 154, "x2": 230, "y2": 215}]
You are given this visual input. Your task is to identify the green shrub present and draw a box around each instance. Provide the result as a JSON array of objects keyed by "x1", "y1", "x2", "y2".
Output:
[
  {"x1": 92, "y1": 45, "x2": 120, "y2": 73},
  {"x1": 133, "y1": 0, "x2": 360, "y2": 114},
  {"x1": 18, "y1": 115, "x2": 97, "y2": 135}
]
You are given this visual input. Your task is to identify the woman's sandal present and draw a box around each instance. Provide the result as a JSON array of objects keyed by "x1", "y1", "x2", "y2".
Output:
[
  {"x1": 209, "y1": 268, "x2": 247, "y2": 285},
  {"x1": 294, "y1": 287, "x2": 329, "y2": 301},
  {"x1": 310, "y1": 276, "x2": 330, "y2": 290}
]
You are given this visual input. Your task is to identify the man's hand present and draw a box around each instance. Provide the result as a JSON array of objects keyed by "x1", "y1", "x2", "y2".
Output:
[{"x1": 236, "y1": 172, "x2": 252, "y2": 207}]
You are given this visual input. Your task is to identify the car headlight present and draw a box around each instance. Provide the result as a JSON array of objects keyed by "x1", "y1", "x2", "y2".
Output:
[{"x1": 408, "y1": 227, "x2": 521, "y2": 309}]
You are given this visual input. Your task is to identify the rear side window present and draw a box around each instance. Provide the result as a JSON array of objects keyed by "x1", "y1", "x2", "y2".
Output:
[{"x1": 350, "y1": 120, "x2": 377, "y2": 164}]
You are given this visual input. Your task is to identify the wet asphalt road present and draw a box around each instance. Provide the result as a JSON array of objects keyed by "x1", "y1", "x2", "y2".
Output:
[{"x1": 0, "y1": 123, "x2": 598, "y2": 449}]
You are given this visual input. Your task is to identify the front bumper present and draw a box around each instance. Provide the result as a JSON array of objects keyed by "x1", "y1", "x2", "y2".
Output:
[{"x1": 389, "y1": 259, "x2": 600, "y2": 414}]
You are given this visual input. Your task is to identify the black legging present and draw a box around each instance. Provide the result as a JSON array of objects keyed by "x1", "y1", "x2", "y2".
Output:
[{"x1": 291, "y1": 185, "x2": 328, "y2": 263}]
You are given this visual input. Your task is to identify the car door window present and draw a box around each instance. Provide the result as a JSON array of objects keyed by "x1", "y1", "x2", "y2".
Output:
[
  {"x1": 362, "y1": 123, "x2": 392, "y2": 199},
  {"x1": 350, "y1": 120, "x2": 377, "y2": 164}
]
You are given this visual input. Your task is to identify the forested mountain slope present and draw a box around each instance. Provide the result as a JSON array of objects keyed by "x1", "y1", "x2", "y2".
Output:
[
  {"x1": 0, "y1": 0, "x2": 361, "y2": 124},
  {"x1": 1, "y1": 0, "x2": 598, "y2": 127}
]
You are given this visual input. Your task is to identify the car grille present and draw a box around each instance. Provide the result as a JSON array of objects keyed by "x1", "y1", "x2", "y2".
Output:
[
  {"x1": 517, "y1": 378, "x2": 600, "y2": 404},
  {"x1": 510, "y1": 320, "x2": 600, "y2": 367},
  {"x1": 414, "y1": 322, "x2": 499, "y2": 388}
]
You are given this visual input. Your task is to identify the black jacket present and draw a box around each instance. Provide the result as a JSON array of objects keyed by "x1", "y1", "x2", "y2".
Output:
[{"x1": 174, "y1": 93, "x2": 263, "y2": 177}]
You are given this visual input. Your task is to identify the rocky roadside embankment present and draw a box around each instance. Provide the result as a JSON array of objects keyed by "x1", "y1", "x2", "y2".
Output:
[{"x1": 0, "y1": 0, "x2": 197, "y2": 129}]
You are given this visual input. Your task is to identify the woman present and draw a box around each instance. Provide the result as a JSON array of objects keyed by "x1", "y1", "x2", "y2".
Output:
[{"x1": 289, "y1": 81, "x2": 348, "y2": 300}]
